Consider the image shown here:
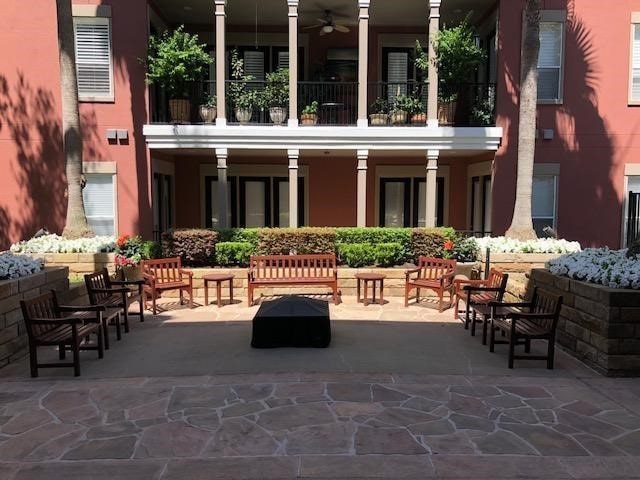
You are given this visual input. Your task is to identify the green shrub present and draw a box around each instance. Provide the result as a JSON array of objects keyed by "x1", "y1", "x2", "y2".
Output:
[
  {"x1": 161, "y1": 229, "x2": 218, "y2": 266},
  {"x1": 215, "y1": 242, "x2": 255, "y2": 266},
  {"x1": 141, "y1": 240, "x2": 162, "y2": 260},
  {"x1": 374, "y1": 242, "x2": 405, "y2": 267},
  {"x1": 258, "y1": 227, "x2": 336, "y2": 255},
  {"x1": 337, "y1": 243, "x2": 376, "y2": 267},
  {"x1": 216, "y1": 228, "x2": 260, "y2": 246},
  {"x1": 336, "y1": 228, "x2": 411, "y2": 262},
  {"x1": 410, "y1": 227, "x2": 454, "y2": 260},
  {"x1": 452, "y1": 236, "x2": 480, "y2": 262}
]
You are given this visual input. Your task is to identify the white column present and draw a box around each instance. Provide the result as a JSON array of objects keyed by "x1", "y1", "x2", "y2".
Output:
[
  {"x1": 427, "y1": 0, "x2": 441, "y2": 127},
  {"x1": 425, "y1": 150, "x2": 439, "y2": 227},
  {"x1": 215, "y1": 0, "x2": 227, "y2": 126},
  {"x1": 288, "y1": 149, "x2": 299, "y2": 228},
  {"x1": 357, "y1": 150, "x2": 368, "y2": 226},
  {"x1": 216, "y1": 148, "x2": 229, "y2": 228},
  {"x1": 288, "y1": 1, "x2": 299, "y2": 127},
  {"x1": 357, "y1": 0, "x2": 370, "y2": 127}
]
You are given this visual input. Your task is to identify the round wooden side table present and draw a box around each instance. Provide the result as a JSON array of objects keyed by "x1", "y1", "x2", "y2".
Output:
[
  {"x1": 355, "y1": 273, "x2": 386, "y2": 306},
  {"x1": 203, "y1": 274, "x2": 235, "y2": 307}
]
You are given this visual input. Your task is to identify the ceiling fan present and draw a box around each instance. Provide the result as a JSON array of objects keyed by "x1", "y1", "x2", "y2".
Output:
[{"x1": 303, "y1": 9, "x2": 351, "y2": 36}]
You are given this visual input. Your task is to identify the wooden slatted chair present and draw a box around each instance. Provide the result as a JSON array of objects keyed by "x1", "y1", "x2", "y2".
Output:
[
  {"x1": 404, "y1": 257, "x2": 457, "y2": 311},
  {"x1": 141, "y1": 257, "x2": 194, "y2": 314},
  {"x1": 489, "y1": 287, "x2": 563, "y2": 369},
  {"x1": 453, "y1": 268, "x2": 509, "y2": 344},
  {"x1": 20, "y1": 291, "x2": 105, "y2": 377},
  {"x1": 247, "y1": 254, "x2": 339, "y2": 306}
]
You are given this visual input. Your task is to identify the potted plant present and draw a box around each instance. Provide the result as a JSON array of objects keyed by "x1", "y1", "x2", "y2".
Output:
[
  {"x1": 228, "y1": 49, "x2": 258, "y2": 124},
  {"x1": 390, "y1": 94, "x2": 413, "y2": 125},
  {"x1": 114, "y1": 235, "x2": 158, "y2": 280},
  {"x1": 301, "y1": 101, "x2": 319, "y2": 125},
  {"x1": 199, "y1": 93, "x2": 217, "y2": 123},
  {"x1": 369, "y1": 97, "x2": 389, "y2": 125},
  {"x1": 261, "y1": 67, "x2": 289, "y2": 125},
  {"x1": 409, "y1": 96, "x2": 427, "y2": 124},
  {"x1": 433, "y1": 17, "x2": 485, "y2": 124},
  {"x1": 146, "y1": 26, "x2": 212, "y2": 123}
]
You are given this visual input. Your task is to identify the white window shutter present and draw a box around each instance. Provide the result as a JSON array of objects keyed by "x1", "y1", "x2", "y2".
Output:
[
  {"x1": 74, "y1": 18, "x2": 113, "y2": 99},
  {"x1": 387, "y1": 52, "x2": 408, "y2": 104},
  {"x1": 632, "y1": 25, "x2": 640, "y2": 100},
  {"x1": 537, "y1": 22, "x2": 562, "y2": 100},
  {"x1": 277, "y1": 51, "x2": 289, "y2": 70},
  {"x1": 244, "y1": 51, "x2": 265, "y2": 81},
  {"x1": 83, "y1": 174, "x2": 115, "y2": 235}
]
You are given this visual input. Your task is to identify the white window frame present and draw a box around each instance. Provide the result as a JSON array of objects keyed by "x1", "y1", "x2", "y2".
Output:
[
  {"x1": 629, "y1": 13, "x2": 640, "y2": 104},
  {"x1": 622, "y1": 164, "x2": 640, "y2": 247},
  {"x1": 82, "y1": 162, "x2": 118, "y2": 236},
  {"x1": 532, "y1": 164, "x2": 559, "y2": 235},
  {"x1": 536, "y1": 10, "x2": 566, "y2": 105},
  {"x1": 73, "y1": 15, "x2": 115, "y2": 102}
]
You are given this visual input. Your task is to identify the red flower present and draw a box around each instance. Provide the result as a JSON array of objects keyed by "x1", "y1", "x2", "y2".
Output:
[
  {"x1": 116, "y1": 234, "x2": 130, "y2": 248},
  {"x1": 444, "y1": 240, "x2": 454, "y2": 251}
]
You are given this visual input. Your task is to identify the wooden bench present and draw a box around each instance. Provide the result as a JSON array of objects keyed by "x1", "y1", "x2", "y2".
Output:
[
  {"x1": 453, "y1": 268, "x2": 509, "y2": 344},
  {"x1": 85, "y1": 269, "x2": 145, "y2": 343},
  {"x1": 248, "y1": 254, "x2": 339, "y2": 306},
  {"x1": 20, "y1": 291, "x2": 105, "y2": 377},
  {"x1": 404, "y1": 257, "x2": 457, "y2": 311},
  {"x1": 141, "y1": 257, "x2": 193, "y2": 314},
  {"x1": 487, "y1": 287, "x2": 563, "y2": 369}
]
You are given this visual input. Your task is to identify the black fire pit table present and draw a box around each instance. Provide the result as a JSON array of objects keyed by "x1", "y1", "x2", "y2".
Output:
[{"x1": 251, "y1": 296, "x2": 331, "y2": 348}]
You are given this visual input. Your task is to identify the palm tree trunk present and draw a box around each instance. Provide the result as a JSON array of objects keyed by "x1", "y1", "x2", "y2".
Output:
[
  {"x1": 505, "y1": 0, "x2": 540, "y2": 241},
  {"x1": 57, "y1": 0, "x2": 92, "y2": 238}
]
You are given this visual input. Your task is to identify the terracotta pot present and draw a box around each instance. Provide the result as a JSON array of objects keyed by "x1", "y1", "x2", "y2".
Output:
[
  {"x1": 410, "y1": 113, "x2": 427, "y2": 124},
  {"x1": 199, "y1": 105, "x2": 217, "y2": 123},
  {"x1": 389, "y1": 110, "x2": 407, "y2": 125},
  {"x1": 301, "y1": 113, "x2": 318, "y2": 125},
  {"x1": 269, "y1": 106, "x2": 288, "y2": 125},
  {"x1": 169, "y1": 99, "x2": 191, "y2": 123},
  {"x1": 118, "y1": 264, "x2": 143, "y2": 282},
  {"x1": 369, "y1": 113, "x2": 388, "y2": 126},
  {"x1": 235, "y1": 108, "x2": 253, "y2": 124},
  {"x1": 438, "y1": 101, "x2": 457, "y2": 125}
]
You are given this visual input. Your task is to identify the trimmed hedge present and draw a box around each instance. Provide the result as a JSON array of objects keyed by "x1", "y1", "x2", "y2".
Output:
[
  {"x1": 336, "y1": 228, "x2": 411, "y2": 262},
  {"x1": 161, "y1": 229, "x2": 218, "y2": 266},
  {"x1": 217, "y1": 228, "x2": 260, "y2": 246},
  {"x1": 215, "y1": 242, "x2": 255, "y2": 266},
  {"x1": 375, "y1": 242, "x2": 405, "y2": 267},
  {"x1": 411, "y1": 227, "x2": 455, "y2": 259},
  {"x1": 258, "y1": 227, "x2": 336, "y2": 255},
  {"x1": 337, "y1": 243, "x2": 376, "y2": 268}
]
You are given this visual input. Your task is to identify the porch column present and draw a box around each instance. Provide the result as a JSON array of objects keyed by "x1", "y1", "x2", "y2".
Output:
[
  {"x1": 215, "y1": 0, "x2": 227, "y2": 126},
  {"x1": 288, "y1": 149, "x2": 299, "y2": 227},
  {"x1": 427, "y1": 0, "x2": 441, "y2": 127},
  {"x1": 357, "y1": 150, "x2": 368, "y2": 226},
  {"x1": 216, "y1": 148, "x2": 229, "y2": 228},
  {"x1": 425, "y1": 150, "x2": 439, "y2": 227},
  {"x1": 357, "y1": 0, "x2": 370, "y2": 127},
  {"x1": 288, "y1": 1, "x2": 299, "y2": 127}
]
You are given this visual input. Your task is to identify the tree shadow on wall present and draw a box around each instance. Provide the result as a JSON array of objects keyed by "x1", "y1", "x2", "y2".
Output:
[{"x1": 0, "y1": 72, "x2": 101, "y2": 249}]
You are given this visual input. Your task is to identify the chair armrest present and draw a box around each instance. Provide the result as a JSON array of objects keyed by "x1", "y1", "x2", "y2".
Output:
[
  {"x1": 441, "y1": 272, "x2": 456, "y2": 286},
  {"x1": 29, "y1": 316, "x2": 84, "y2": 325},
  {"x1": 489, "y1": 301, "x2": 532, "y2": 308},
  {"x1": 405, "y1": 267, "x2": 421, "y2": 279},
  {"x1": 180, "y1": 269, "x2": 193, "y2": 277},
  {"x1": 143, "y1": 273, "x2": 156, "y2": 285},
  {"x1": 58, "y1": 304, "x2": 106, "y2": 312},
  {"x1": 111, "y1": 279, "x2": 145, "y2": 286},
  {"x1": 90, "y1": 287, "x2": 130, "y2": 294},
  {"x1": 463, "y1": 285, "x2": 504, "y2": 293},
  {"x1": 508, "y1": 312, "x2": 556, "y2": 321},
  {"x1": 454, "y1": 278, "x2": 489, "y2": 289}
]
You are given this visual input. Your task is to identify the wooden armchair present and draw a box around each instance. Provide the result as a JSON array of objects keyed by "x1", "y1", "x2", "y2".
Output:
[
  {"x1": 453, "y1": 268, "x2": 509, "y2": 344},
  {"x1": 141, "y1": 257, "x2": 193, "y2": 314},
  {"x1": 20, "y1": 291, "x2": 105, "y2": 377},
  {"x1": 404, "y1": 257, "x2": 457, "y2": 311},
  {"x1": 489, "y1": 287, "x2": 563, "y2": 369}
]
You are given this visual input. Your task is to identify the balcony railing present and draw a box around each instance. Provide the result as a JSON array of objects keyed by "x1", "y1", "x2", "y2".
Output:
[{"x1": 149, "y1": 80, "x2": 496, "y2": 127}]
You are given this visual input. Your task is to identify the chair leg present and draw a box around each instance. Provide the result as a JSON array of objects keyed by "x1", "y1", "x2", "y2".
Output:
[
  {"x1": 438, "y1": 290, "x2": 444, "y2": 313},
  {"x1": 508, "y1": 335, "x2": 516, "y2": 369},
  {"x1": 489, "y1": 321, "x2": 496, "y2": 353},
  {"x1": 404, "y1": 285, "x2": 410, "y2": 307},
  {"x1": 547, "y1": 338, "x2": 555, "y2": 369},
  {"x1": 29, "y1": 341, "x2": 38, "y2": 378},
  {"x1": 525, "y1": 338, "x2": 531, "y2": 353},
  {"x1": 482, "y1": 315, "x2": 489, "y2": 346},
  {"x1": 416, "y1": 288, "x2": 420, "y2": 304},
  {"x1": 471, "y1": 310, "x2": 477, "y2": 337},
  {"x1": 97, "y1": 328, "x2": 104, "y2": 359},
  {"x1": 152, "y1": 292, "x2": 157, "y2": 315},
  {"x1": 115, "y1": 313, "x2": 122, "y2": 341},
  {"x1": 73, "y1": 342, "x2": 81, "y2": 377},
  {"x1": 464, "y1": 302, "x2": 471, "y2": 330},
  {"x1": 122, "y1": 307, "x2": 130, "y2": 334},
  {"x1": 189, "y1": 288, "x2": 194, "y2": 309},
  {"x1": 139, "y1": 295, "x2": 145, "y2": 322},
  {"x1": 453, "y1": 293, "x2": 459, "y2": 319},
  {"x1": 59, "y1": 344, "x2": 66, "y2": 360}
]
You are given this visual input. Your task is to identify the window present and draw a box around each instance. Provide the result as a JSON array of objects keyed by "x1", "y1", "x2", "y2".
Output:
[
  {"x1": 470, "y1": 175, "x2": 492, "y2": 236},
  {"x1": 83, "y1": 174, "x2": 115, "y2": 235},
  {"x1": 273, "y1": 178, "x2": 305, "y2": 227},
  {"x1": 205, "y1": 176, "x2": 237, "y2": 228},
  {"x1": 630, "y1": 18, "x2": 640, "y2": 103},
  {"x1": 153, "y1": 173, "x2": 173, "y2": 241},
  {"x1": 532, "y1": 175, "x2": 558, "y2": 236},
  {"x1": 379, "y1": 177, "x2": 444, "y2": 227},
  {"x1": 537, "y1": 12, "x2": 565, "y2": 102},
  {"x1": 73, "y1": 17, "x2": 113, "y2": 101},
  {"x1": 624, "y1": 176, "x2": 640, "y2": 246}
]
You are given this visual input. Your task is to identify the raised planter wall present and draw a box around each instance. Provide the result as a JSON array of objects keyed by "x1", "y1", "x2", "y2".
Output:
[
  {"x1": 530, "y1": 269, "x2": 640, "y2": 377},
  {"x1": 25, "y1": 253, "x2": 115, "y2": 275},
  {"x1": 0, "y1": 267, "x2": 70, "y2": 367}
]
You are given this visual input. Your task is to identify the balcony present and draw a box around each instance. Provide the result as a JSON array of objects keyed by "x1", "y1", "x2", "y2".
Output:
[{"x1": 149, "y1": 80, "x2": 496, "y2": 127}]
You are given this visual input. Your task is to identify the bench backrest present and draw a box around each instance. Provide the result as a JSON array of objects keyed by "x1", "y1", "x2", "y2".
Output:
[
  {"x1": 141, "y1": 257, "x2": 184, "y2": 284},
  {"x1": 84, "y1": 269, "x2": 112, "y2": 304},
  {"x1": 487, "y1": 268, "x2": 509, "y2": 301},
  {"x1": 20, "y1": 291, "x2": 62, "y2": 340},
  {"x1": 416, "y1": 256, "x2": 457, "y2": 280},
  {"x1": 529, "y1": 287, "x2": 563, "y2": 332},
  {"x1": 249, "y1": 254, "x2": 337, "y2": 280}
]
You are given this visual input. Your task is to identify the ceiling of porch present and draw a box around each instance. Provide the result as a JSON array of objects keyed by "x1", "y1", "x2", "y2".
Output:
[{"x1": 153, "y1": 0, "x2": 498, "y2": 28}]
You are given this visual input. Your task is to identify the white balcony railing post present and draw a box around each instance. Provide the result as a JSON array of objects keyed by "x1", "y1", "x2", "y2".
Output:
[
  {"x1": 357, "y1": 150, "x2": 368, "y2": 226},
  {"x1": 427, "y1": 0, "x2": 441, "y2": 127},
  {"x1": 288, "y1": 1, "x2": 299, "y2": 127},
  {"x1": 357, "y1": 0, "x2": 370, "y2": 127},
  {"x1": 288, "y1": 150, "x2": 299, "y2": 227},
  {"x1": 215, "y1": 0, "x2": 227, "y2": 126}
]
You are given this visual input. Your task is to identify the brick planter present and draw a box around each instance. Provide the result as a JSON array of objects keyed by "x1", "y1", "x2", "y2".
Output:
[
  {"x1": 0, "y1": 267, "x2": 70, "y2": 367},
  {"x1": 530, "y1": 268, "x2": 640, "y2": 377},
  {"x1": 25, "y1": 253, "x2": 115, "y2": 275}
]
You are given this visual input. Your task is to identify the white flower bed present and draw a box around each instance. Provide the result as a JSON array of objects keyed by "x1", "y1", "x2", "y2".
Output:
[
  {"x1": 0, "y1": 253, "x2": 43, "y2": 280},
  {"x1": 477, "y1": 236, "x2": 581, "y2": 254},
  {"x1": 10, "y1": 234, "x2": 116, "y2": 254},
  {"x1": 548, "y1": 249, "x2": 640, "y2": 289}
]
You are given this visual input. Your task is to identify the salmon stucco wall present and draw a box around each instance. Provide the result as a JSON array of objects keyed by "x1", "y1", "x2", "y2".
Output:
[
  {"x1": 494, "y1": 0, "x2": 640, "y2": 248},
  {"x1": 0, "y1": 0, "x2": 151, "y2": 249}
]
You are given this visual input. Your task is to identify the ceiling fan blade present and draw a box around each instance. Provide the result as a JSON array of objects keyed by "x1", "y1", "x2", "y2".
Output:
[
  {"x1": 334, "y1": 24, "x2": 350, "y2": 33},
  {"x1": 319, "y1": 29, "x2": 327, "y2": 36},
  {"x1": 302, "y1": 24, "x2": 322, "y2": 29}
]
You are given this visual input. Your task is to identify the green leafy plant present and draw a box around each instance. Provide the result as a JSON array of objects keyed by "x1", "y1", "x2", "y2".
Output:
[
  {"x1": 161, "y1": 229, "x2": 218, "y2": 266},
  {"x1": 145, "y1": 26, "x2": 212, "y2": 98},
  {"x1": 414, "y1": 40, "x2": 429, "y2": 76},
  {"x1": 336, "y1": 228, "x2": 411, "y2": 262},
  {"x1": 433, "y1": 17, "x2": 486, "y2": 102},
  {"x1": 215, "y1": 242, "x2": 255, "y2": 266},
  {"x1": 337, "y1": 243, "x2": 376, "y2": 268},
  {"x1": 302, "y1": 101, "x2": 319, "y2": 115},
  {"x1": 452, "y1": 236, "x2": 480, "y2": 262},
  {"x1": 201, "y1": 92, "x2": 217, "y2": 108},
  {"x1": 411, "y1": 227, "x2": 456, "y2": 260},
  {"x1": 471, "y1": 97, "x2": 494, "y2": 126},
  {"x1": 260, "y1": 68, "x2": 289, "y2": 108},
  {"x1": 228, "y1": 49, "x2": 259, "y2": 110},
  {"x1": 258, "y1": 228, "x2": 336, "y2": 255},
  {"x1": 374, "y1": 243, "x2": 405, "y2": 267},
  {"x1": 370, "y1": 97, "x2": 389, "y2": 114},
  {"x1": 115, "y1": 235, "x2": 155, "y2": 266},
  {"x1": 392, "y1": 94, "x2": 416, "y2": 113}
]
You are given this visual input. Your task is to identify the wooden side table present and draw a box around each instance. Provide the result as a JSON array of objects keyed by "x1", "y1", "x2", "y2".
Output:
[
  {"x1": 355, "y1": 273, "x2": 385, "y2": 306},
  {"x1": 203, "y1": 274, "x2": 235, "y2": 307}
]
